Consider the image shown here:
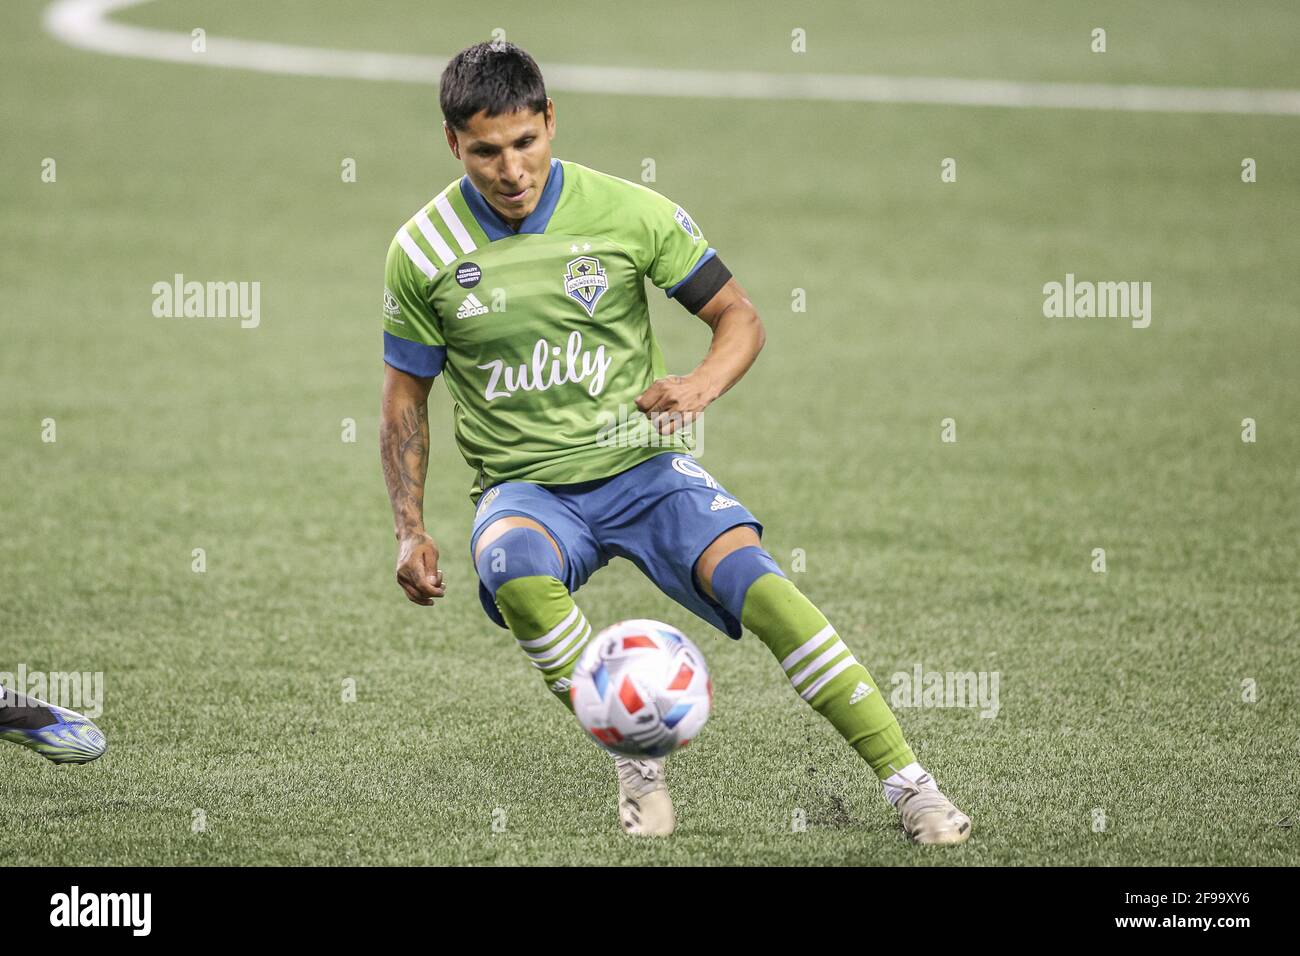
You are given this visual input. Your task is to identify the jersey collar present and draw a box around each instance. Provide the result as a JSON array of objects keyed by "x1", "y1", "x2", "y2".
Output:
[{"x1": 459, "y1": 158, "x2": 564, "y2": 241}]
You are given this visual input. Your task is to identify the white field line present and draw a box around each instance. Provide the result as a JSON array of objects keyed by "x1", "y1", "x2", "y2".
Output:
[{"x1": 44, "y1": 0, "x2": 1300, "y2": 116}]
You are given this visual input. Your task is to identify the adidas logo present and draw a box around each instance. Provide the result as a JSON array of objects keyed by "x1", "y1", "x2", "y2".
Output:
[
  {"x1": 709, "y1": 493, "x2": 739, "y2": 512},
  {"x1": 849, "y1": 681, "x2": 873, "y2": 705},
  {"x1": 456, "y1": 293, "x2": 488, "y2": 319},
  {"x1": 549, "y1": 677, "x2": 573, "y2": 693}
]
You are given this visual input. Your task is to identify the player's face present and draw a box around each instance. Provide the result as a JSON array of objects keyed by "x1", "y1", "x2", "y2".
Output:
[{"x1": 446, "y1": 101, "x2": 556, "y2": 225}]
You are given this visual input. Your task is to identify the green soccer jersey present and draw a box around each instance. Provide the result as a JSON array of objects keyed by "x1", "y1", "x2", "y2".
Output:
[{"x1": 382, "y1": 158, "x2": 728, "y2": 502}]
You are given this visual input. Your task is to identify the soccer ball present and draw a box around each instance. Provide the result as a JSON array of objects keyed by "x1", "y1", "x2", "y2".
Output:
[{"x1": 570, "y1": 619, "x2": 712, "y2": 758}]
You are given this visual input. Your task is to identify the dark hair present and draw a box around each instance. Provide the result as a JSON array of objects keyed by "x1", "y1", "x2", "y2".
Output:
[{"x1": 439, "y1": 41, "x2": 548, "y2": 131}]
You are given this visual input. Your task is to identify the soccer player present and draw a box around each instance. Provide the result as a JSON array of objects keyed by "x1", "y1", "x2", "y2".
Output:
[
  {"x1": 0, "y1": 684, "x2": 106, "y2": 764},
  {"x1": 379, "y1": 42, "x2": 971, "y2": 843}
]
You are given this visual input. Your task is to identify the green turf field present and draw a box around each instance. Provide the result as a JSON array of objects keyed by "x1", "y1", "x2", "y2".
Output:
[{"x1": 2, "y1": 0, "x2": 1298, "y2": 866}]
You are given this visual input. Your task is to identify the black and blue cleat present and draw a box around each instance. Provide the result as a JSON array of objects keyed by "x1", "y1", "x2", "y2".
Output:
[{"x1": 0, "y1": 685, "x2": 107, "y2": 764}]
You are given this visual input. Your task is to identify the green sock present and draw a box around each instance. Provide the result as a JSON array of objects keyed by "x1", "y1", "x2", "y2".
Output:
[
  {"x1": 494, "y1": 575, "x2": 592, "y2": 711},
  {"x1": 739, "y1": 574, "x2": 916, "y2": 779}
]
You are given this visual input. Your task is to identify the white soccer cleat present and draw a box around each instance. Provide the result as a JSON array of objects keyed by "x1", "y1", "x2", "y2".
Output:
[
  {"x1": 615, "y1": 755, "x2": 675, "y2": 836},
  {"x1": 893, "y1": 774, "x2": 972, "y2": 845}
]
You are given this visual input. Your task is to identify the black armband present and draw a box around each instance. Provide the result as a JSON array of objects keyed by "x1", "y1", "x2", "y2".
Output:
[{"x1": 670, "y1": 253, "x2": 732, "y2": 314}]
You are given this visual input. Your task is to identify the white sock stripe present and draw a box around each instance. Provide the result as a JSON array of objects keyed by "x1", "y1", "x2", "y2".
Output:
[
  {"x1": 395, "y1": 227, "x2": 437, "y2": 280},
  {"x1": 534, "y1": 623, "x2": 592, "y2": 672},
  {"x1": 517, "y1": 606, "x2": 581, "y2": 650},
  {"x1": 800, "y1": 655, "x2": 858, "y2": 702},
  {"x1": 414, "y1": 209, "x2": 457, "y2": 265},
  {"x1": 520, "y1": 614, "x2": 585, "y2": 659},
  {"x1": 788, "y1": 640, "x2": 848, "y2": 689},
  {"x1": 780, "y1": 625, "x2": 836, "y2": 672},
  {"x1": 434, "y1": 192, "x2": 476, "y2": 254},
  {"x1": 528, "y1": 618, "x2": 590, "y2": 666}
]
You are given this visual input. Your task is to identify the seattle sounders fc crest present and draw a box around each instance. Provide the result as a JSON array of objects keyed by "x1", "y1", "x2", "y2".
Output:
[{"x1": 563, "y1": 256, "x2": 609, "y2": 317}]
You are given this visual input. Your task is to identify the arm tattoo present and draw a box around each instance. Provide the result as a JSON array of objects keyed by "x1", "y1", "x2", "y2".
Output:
[{"x1": 380, "y1": 399, "x2": 429, "y2": 538}]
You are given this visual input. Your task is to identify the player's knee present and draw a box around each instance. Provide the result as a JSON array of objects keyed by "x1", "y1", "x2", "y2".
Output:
[
  {"x1": 708, "y1": 545, "x2": 785, "y2": 621},
  {"x1": 475, "y1": 526, "x2": 564, "y2": 597}
]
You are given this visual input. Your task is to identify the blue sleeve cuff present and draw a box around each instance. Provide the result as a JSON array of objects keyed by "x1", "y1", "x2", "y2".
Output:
[
  {"x1": 665, "y1": 247, "x2": 717, "y2": 298},
  {"x1": 384, "y1": 331, "x2": 446, "y2": 379}
]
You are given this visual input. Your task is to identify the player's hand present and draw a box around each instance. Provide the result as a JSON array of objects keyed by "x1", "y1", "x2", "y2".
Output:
[
  {"x1": 395, "y1": 531, "x2": 446, "y2": 606},
  {"x1": 635, "y1": 373, "x2": 715, "y2": 435}
]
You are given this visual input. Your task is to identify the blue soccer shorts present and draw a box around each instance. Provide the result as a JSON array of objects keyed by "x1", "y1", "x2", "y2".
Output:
[{"x1": 469, "y1": 452, "x2": 763, "y2": 639}]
